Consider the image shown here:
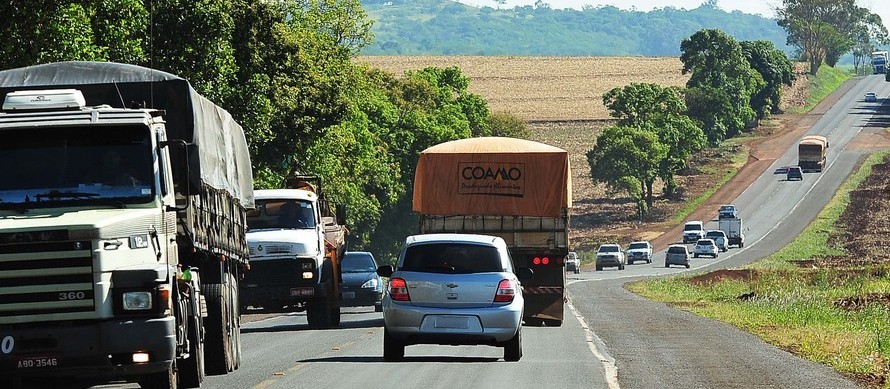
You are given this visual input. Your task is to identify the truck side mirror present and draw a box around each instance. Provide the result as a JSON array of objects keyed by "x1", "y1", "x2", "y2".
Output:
[{"x1": 377, "y1": 265, "x2": 394, "y2": 278}]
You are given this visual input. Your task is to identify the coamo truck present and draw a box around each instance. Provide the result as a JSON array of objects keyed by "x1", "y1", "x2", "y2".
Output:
[
  {"x1": 240, "y1": 176, "x2": 347, "y2": 328},
  {"x1": 0, "y1": 62, "x2": 253, "y2": 388},
  {"x1": 798, "y1": 135, "x2": 829, "y2": 172},
  {"x1": 413, "y1": 137, "x2": 571, "y2": 326}
]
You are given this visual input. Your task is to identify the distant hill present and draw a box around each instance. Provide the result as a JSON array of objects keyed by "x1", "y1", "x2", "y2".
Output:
[{"x1": 360, "y1": 0, "x2": 791, "y2": 56}]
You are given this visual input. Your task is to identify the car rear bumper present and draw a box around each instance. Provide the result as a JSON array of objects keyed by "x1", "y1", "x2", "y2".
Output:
[{"x1": 383, "y1": 299, "x2": 523, "y2": 344}]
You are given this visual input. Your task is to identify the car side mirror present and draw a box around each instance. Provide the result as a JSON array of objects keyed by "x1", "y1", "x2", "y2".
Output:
[
  {"x1": 517, "y1": 267, "x2": 533, "y2": 281},
  {"x1": 376, "y1": 265, "x2": 394, "y2": 278}
]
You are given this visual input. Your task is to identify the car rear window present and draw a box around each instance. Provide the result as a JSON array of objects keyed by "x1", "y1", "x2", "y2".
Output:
[
  {"x1": 598, "y1": 245, "x2": 619, "y2": 252},
  {"x1": 400, "y1": 243, "x2": 504, "y2": 274},
  {"x1": 668, "y1": 246, "x2": 686, "y2": 254}
]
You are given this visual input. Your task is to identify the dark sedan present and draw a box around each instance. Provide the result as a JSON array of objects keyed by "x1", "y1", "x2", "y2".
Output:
[{"x1": 340, "y1": 251, "x2": 384, "y2": 312}]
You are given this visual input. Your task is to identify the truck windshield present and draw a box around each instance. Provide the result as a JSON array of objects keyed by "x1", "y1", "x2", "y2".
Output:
[
  {"x1": 248, "y1": 199, "x2": 317, "y2": 229},
  {"x1": 0, "y1": 125, "x2": 154, "y2": 209}
]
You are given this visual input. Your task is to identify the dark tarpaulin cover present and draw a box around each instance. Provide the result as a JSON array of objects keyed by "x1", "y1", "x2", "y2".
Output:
[{"x1": 0, "y1": 61, "x2": 253, "y2": 207}]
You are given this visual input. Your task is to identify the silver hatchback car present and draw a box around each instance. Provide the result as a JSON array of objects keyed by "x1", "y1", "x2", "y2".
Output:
[{"x1": 376, "y1": 234, "x2": 530, "y2": 362}]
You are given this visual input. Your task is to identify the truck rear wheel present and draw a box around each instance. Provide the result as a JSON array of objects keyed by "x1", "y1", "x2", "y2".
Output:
[
  {"x1": 203, "y1": 283, "x2": 233, "y2": 375},
  {"x1": 307, "y1": 297, "x2": 333, "y2": 328}
]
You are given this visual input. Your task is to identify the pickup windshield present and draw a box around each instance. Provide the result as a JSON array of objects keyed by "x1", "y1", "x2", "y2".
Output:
[
  {"x1": 0, "y1": 125, "x2": 154, "y2": 209},
  {"x1": 628, "y1": 243, "x2": 648, "y2": 250},
  {"x1": 247, "y1": 199, "x2": 317, "y2": 229},
  {"x1": 683, "y1": 223, "x2": 701, "y2": 231}
]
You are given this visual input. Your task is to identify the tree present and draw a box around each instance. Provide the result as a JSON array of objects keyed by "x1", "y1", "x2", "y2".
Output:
[
  {"x1": 777, "y1": 0, "x2": 888, "y2": 74},
  {"x1": 0, "y1": 1, "x2": 148, "y2": 70},
  {"x1": 601, "y1": 83, "x2": 705, "y2": 196},
  {"x1": 680, "y1": 29, "x2": 762, "y2": 143},
  {"x1": 740, "y1": 40, "x2": 795, "y2": 117},
  {"x1": 587, "y1": 126, "x2": 667, "y2": 209}
]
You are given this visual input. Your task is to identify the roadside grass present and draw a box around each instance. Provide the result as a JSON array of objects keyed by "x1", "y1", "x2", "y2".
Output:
[
  {"x1": 630, "y1": 151, "x2": 890, "y2": 386},
  {"x1": 788, "y1": 65, "x2": 854, "y2": 114}
]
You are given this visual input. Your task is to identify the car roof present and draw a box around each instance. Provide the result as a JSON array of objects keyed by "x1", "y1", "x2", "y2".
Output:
[
  {"x1": 405, "y1": 233, "x2": 504, "y2": 247},
  {"x1": 344, "y1": 251, "x2": 374, "y2": 257},
  {"x1": 599, "y1": 243, "x2": 620, "y2": 247},
  {"x1": 706, "y1": 230, "x2": 726, "y2": 234},
  {"x1": 697, "y1": 239, "x2": 715, "y2": 243},
  {"x1": 685, "y1": 220, "x2": 703, "y2": 224},
  {"x1": 629, "y1": 241, "x2": 650, "y2": 245}
]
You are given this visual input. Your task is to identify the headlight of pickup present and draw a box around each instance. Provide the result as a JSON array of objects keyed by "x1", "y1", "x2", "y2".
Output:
[{"x1": 122, "y1": 291, "x2": 153, "y2": 310}]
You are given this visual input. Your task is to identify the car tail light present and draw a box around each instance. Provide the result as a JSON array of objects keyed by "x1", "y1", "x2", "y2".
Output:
[
  {"x1": 389, "y1": 277, "x2": 410, "y2": 301},
  {"x1": 494, "y1": 279, "x2": 517, "y2": 303}
]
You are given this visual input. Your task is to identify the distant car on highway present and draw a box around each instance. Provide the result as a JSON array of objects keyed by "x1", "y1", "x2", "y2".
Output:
[
  {"x1": 787, "y1": 166, "x2": 804, "y2": 181},
  {"x1": 565, "y1": 251, "x2": 581, "y2": 274},
  {"x1": 665, "y1": 244, "x2": 691, "y2": 268},
  {"x1": 595, "y1": 243, "x2": 626, "y2": 271},
  {"x1": 626, "y1": 241, "x2": 653, "y2": 264},
  {"x1": 865, "y1": 92, "x2": 877, "y2": 102},
  {"x1": 693, "y1": 239, "x2": 719, "y2": 258},
  {"x1": 718, "y1": 204, "x2": 738, "y2": 219},
  {"x1": 339, "y1": 251, "x2": 384, "y2": 312},
  {"x1": 376, "y1": 233, "x2": 528, "y2": 362},
  {"x1": 682, "y1": 220, "x2": 706, "y2": 243}
]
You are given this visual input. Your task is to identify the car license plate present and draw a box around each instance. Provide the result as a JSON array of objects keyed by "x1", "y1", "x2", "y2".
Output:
[
  {"x1": 17, "y1": 355, "x2": 58, "y2": 369},
  {"x1": 341, "y1": 291, "x2": 355, "y2": 299},
  {"x1": 434, "y1": 316, "x2": 469, "y2": 329}
]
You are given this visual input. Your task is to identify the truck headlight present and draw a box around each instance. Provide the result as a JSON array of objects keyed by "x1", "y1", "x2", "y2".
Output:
[
  {"x1": 122, "y1": 291, "x2": 153, "y2": 310},
  {"x1": 361, "y1": 278, "x2": 379, "y2": 289}
]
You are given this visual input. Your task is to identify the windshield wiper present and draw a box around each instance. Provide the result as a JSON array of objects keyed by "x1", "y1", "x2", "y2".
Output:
[{"x1": 34, "y1": 191, "x2": 126, "y2": 208}]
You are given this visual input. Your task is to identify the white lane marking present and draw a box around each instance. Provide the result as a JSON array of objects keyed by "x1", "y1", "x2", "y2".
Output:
[{"x1": 567, "y1": 298, "x2": 621, "y2": 389}]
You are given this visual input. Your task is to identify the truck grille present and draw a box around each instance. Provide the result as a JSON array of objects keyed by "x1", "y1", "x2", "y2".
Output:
[
  {"x1": 0, "y1": 240, "x2": 95, "y2": 324},
  {"x1": 243, "y1": 259, "x2": 311, "y2": 285}
]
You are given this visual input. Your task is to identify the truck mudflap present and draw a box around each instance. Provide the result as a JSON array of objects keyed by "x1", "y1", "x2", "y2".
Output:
[
  {"x1": 522, "y1": 286, "x2": 565, "y2": 327},
  {"x1": 0, "y1": 317, "x2": 175, "y2": 378}
]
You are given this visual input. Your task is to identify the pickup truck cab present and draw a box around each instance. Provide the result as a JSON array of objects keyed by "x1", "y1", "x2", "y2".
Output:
[{"x1": 595, "y1": 244, "x2": 626, "y2": 271}]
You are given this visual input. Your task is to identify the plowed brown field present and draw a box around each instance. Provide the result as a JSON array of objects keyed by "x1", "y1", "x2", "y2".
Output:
[{"x1": 359, "y1": 56, "x2": 688, "y2": 121}]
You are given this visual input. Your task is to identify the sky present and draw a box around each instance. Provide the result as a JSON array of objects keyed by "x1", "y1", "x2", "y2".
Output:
[{"x1": 455, "y1": 0, "x2": 890, "y2": 32}]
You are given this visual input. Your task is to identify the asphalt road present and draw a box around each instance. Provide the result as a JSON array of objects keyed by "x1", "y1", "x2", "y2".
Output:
[
  {"x1": 569, "y1": 74, "x2": 890, "y2": 389},
  {"x1": 57, "y1": 75, "x2": 888, "y2": 389}
]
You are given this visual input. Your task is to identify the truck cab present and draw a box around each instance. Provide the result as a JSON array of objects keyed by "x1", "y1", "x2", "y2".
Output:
[{"x1": 241, "y1": 185, "x2": 345, "y2": 328}]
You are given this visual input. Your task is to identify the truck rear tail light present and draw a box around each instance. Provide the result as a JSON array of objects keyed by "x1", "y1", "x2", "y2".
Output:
[
  {"x1": 389, "y1": 278, "x2": 410, "y2": 301},
  {"x1": 532, "y1": 256, "x2": 550, "y2": 265},
  {"x1": 494, "y1": 279, "x2": 517, "y2": 303}
]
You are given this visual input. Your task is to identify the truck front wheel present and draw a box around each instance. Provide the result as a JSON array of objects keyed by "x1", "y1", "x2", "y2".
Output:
[
  {"x1": 203, "y1": 283, "x2": 233, "y2": 375},
  {"x1": 138, "y1": 362, "x2": 177, "y2": 389}
]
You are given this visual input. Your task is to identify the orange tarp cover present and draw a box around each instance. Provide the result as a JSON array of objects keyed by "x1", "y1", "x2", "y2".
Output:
[{"x1": 413, "y1": 137, "x2": 572, "y2": 217}]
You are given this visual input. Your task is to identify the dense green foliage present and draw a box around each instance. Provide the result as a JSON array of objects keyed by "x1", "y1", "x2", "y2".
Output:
[
  {"x1": 360, "y1": 0, "x2": 791, "y2": 56},
  {"x1": 0, "y1": 0, "x2": 498, "y2": 261},
  {"x1": 681, "y1": 29, "x2": 763, "y2": 145},
  {"x1": 598, "y1": 83, "x2": 705, "y2": 201},
  {"x1": 590, "y1": 29, "x2": 793, "y2": 214},
  {"x1": 777, "y1": 0, "x2": 888, "y2": 74}
]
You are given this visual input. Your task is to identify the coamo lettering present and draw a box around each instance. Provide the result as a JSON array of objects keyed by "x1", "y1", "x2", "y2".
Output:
[
  {"x1": 458, "y1": 162, "x2": 525, "y2": 196},
  {"x1": 461, "y1": 166, "x2": 522, "y2": 181}
]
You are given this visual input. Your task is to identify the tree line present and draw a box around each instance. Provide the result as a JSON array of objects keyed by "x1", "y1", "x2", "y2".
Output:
[
  {"x1": 360, "y1": 0, "x2": 792, "y2": 56},
  {"x1": 0, "y1": 0, "x2": 527, "y2": 261},
  {"x1": 586, "y1": 29, "x2": 794, "y2": 216}
]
